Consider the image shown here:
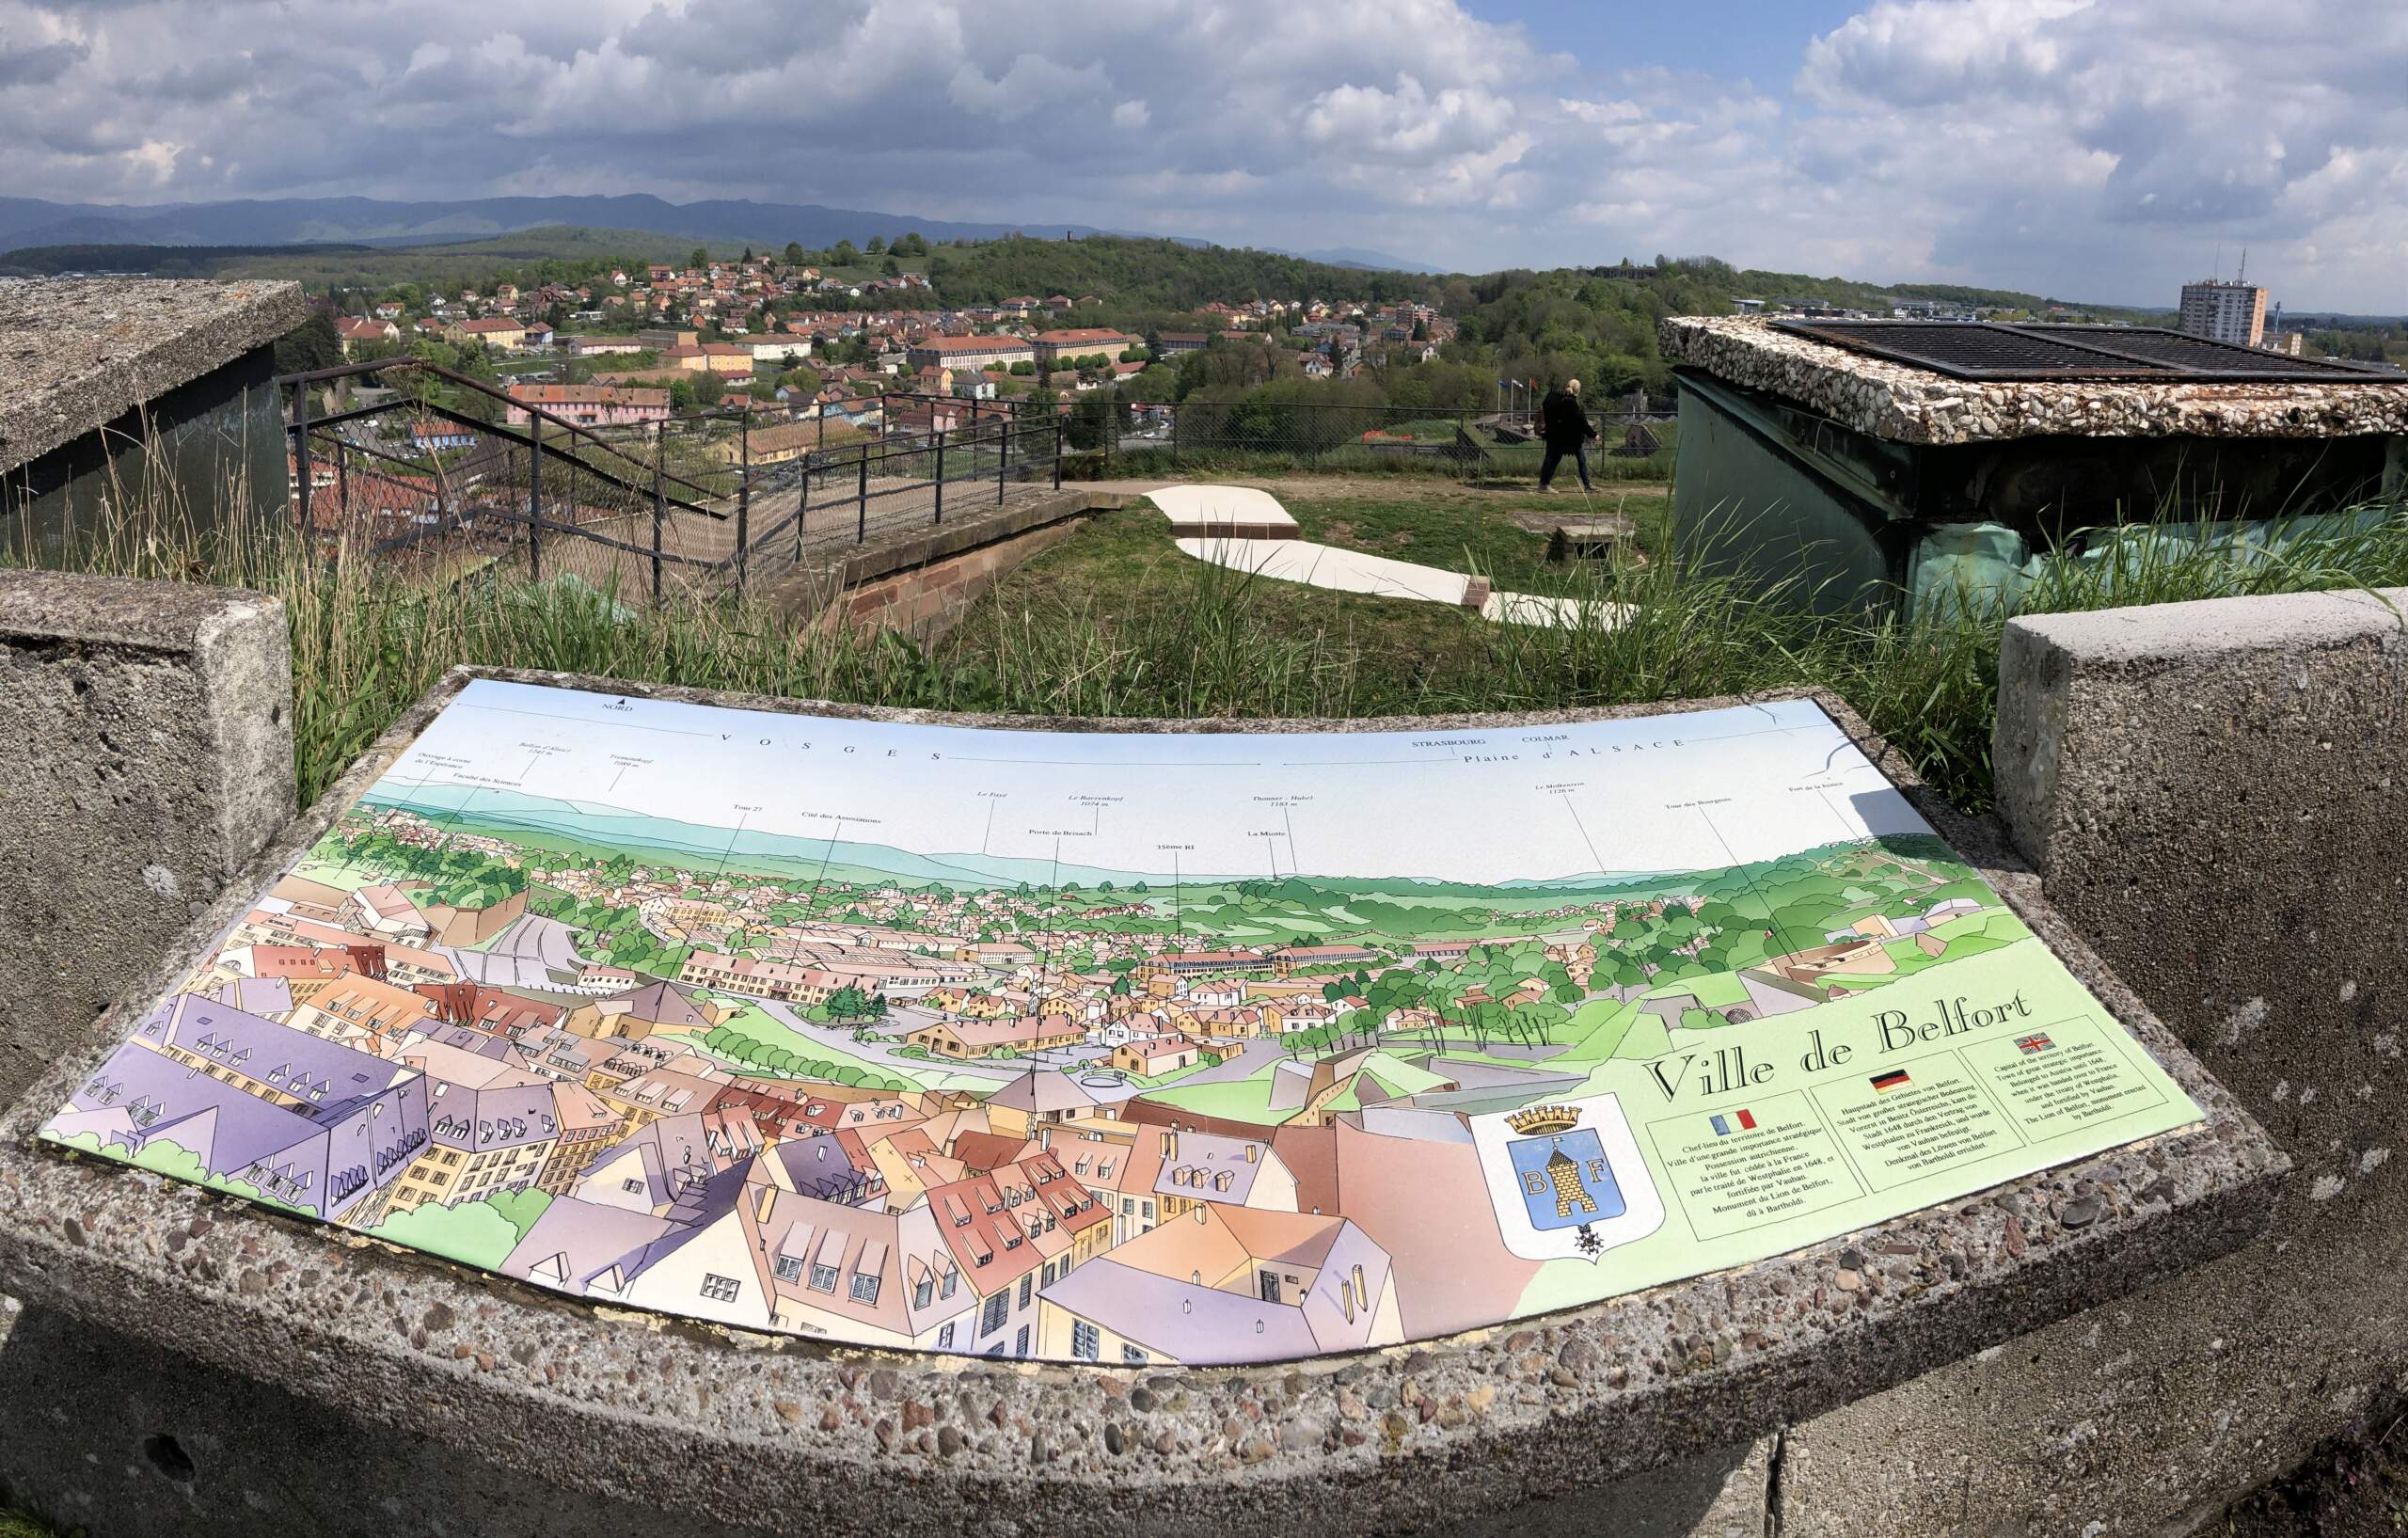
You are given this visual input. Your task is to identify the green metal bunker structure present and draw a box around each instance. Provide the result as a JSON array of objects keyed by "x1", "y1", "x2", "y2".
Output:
[{"x1": 1662, "y1": 315, "x2": 2408, "y2": 616}]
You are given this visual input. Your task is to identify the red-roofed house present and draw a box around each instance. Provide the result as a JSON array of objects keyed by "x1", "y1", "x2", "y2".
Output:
[
  {"x1": 448, "y1": 315, "x2": 528, "y2": 350},
  {"x1": 925, "y1": 1152, "x2": 1110, "y2": 1357},
  {"x1": 334, "y1": 316, "x2": 400, "y2": 356},
  {"x1": 905, "y1": 334, "x2": 1037, "y2": 372},
  {"x1": 503, "y1": 384, "x2": 671, "y2": 428},
  {"x1": 1032, "y1": 328, "x2": 1136, "y2": 366}
]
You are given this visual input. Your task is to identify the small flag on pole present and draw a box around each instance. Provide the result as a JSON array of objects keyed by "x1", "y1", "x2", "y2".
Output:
[
  {"x1": 1869, "y1": 1069, "x2": 1911, "y2": 1094},
  {"x1": 2016, "y1": 1033, "x2": 2055, "y2": 1054},
  {"x1": 1709, "y1": 1109, "x2": 1759, "y2": 1136}
]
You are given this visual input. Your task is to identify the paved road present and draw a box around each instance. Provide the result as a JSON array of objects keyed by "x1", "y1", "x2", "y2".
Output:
[
  {"x1": 436, "y1": 913, "x2": 589, "y2": 991},
  {"x1": 1177, "y1": 1037, "x2": 1291, "y2": 1086},
  {"x1": 747, "y1": 1000, "x2": 1149, "y2": 1101},
  {"x1": 752, "y1": 1000, "x2": 1021, "y2": 1086}
]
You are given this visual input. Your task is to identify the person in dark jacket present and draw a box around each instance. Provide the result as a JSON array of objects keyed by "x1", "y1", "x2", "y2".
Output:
[{"x1": 1538, "y1": 377, "x2": 1598, "y2": 493}]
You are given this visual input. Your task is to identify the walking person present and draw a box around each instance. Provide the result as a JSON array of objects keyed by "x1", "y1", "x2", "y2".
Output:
[{"x1": 1537, "y1": 377, "x2": 1598, "y2": 494}]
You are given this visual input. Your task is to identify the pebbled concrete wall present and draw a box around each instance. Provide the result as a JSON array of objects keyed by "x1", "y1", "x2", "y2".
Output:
[
  {"x1": 0, "y1": 1293, "x2": 1775, "y2": 1538},
  {"x1": 1781, "y1": 586, "x2": 2408, "y2": 1537},
  {"x1": 0, "y1": 661, "x2": 2278, "y2": 1538},
  {"x1": 0, "y1": 570, "x2": 292, "y2": 1105}
]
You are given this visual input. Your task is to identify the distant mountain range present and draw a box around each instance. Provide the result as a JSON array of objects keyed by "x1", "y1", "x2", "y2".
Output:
[
  {"x1": 356, "y1": 785, "x2": 1656, "y2": 893},
  {"x1": 362, "y1": 785, "x2": 1248, "y2": 890},
  {"x1": 0, "y1": 193, "x2": 1435, "y2": 273}
]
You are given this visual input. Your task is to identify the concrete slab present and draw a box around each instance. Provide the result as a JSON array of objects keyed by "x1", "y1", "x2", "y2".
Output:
[
  {"x1": 0, "y1": 277, "x2": 305, "y2": 477},
  {"x1": 0, "y1": 1298, "x2": 1775, "y2": 1538},
  {"x1": 1660, "y1": 314, "x2": 2408, "y2": 447},
  {"x1": 1479, "y1": 591, "x2": 1634, "y2": 629},
  {"x1": 0, "y1": 664, "x2": 2284, "y2": 1538},
  {"x1": 1145, "y1": 484, "x2": 1300, "y2": 540},
  {"x1": 1434, "y1": 1435, "x2": 1775, "y2": 1537},
  {"x1": 1178, "y1": 535, "x2": 1475, "y2": 606}
]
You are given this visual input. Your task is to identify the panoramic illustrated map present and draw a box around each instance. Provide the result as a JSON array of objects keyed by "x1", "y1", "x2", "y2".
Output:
[{"x1": 45, "y1": 681, "x2": 2202, "y2": 1364}]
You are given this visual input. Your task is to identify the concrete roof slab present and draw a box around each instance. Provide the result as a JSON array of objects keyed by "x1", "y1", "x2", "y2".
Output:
[
  {"x1": 1661, "y1": 315, "x2": 2408, "y2": 447},
  {"x1": 1145, "y1": 484, "x2": 1300, "y2": 539},
  {"x1": 0, "y1": 277, "x2": 308, "y2": 475}
]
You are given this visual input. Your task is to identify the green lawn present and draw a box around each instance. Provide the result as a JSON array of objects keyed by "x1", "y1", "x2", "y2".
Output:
[
  {"x1": 946, "y1": 492, "x2": 1660, "y2": 703},
  {"x1": 1142, "y1": 1071, "x2": 1297, "y2": 1126},
  {"x1": 678, "y1": 1007, "x2": 994, "y2": 1093},
  {"x1": 1282, "y1": 488, "x2": 1661, "y2": 590}
]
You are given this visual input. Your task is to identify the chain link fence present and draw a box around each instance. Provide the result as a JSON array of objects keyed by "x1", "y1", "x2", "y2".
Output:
[
  {"x1": 281, "y1": 360, "x2": 1679, "y2": 604},
  {"x1": 1094, "y1": 395, "x2": 1678, "y2": 483}
]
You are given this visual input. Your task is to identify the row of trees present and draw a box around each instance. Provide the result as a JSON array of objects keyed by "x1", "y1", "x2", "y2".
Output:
[
  {"x1": 698, "y1": 1025, "x2": 911, "y2": 1093},
  {"x1": 324, "y1": 830, "x2": 527, "y2": 908},
  {"x1": 775, "y1": 232, "x2": 933, "y2": 269},
  {"x1": 1304, "y1": 942, "x2": 1588, "y2": 1054}
]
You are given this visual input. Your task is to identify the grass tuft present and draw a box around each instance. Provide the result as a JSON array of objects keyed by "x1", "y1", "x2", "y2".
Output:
[{"x1": 10, "y1": 440, "x2": 2406, "y2": 815}]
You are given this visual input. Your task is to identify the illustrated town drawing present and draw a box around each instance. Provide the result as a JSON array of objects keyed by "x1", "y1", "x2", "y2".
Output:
[{"x1": 43, "y1": 683, "x2": 2195, "y2": 1365}]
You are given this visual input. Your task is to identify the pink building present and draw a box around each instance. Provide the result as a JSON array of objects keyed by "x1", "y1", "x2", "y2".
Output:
[{"x1": 504, "y1": 385, "x2": 672, "y2": 429}]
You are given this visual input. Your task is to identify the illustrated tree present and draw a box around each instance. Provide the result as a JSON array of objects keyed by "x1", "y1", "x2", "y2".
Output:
[{"x1": 1600, "y1": 951, "x2": 1649, "y2": 997}]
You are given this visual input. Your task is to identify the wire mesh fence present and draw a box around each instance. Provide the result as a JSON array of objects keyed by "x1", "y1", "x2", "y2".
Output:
[
  {"x1": 280, "y1": 361, "x2": 1069, "y2": 601},
  {"x1": 280, "y1": 360, "x2": 1678, "y2": 605},
  {"x1": 1098, "y1": 396, "x2": 1678, "y2": 483}
]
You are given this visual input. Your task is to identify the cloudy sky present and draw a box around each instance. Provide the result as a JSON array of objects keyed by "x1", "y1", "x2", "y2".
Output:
[{"x1": 1, "y1": 0, "x2": 2402, "y2": 310}]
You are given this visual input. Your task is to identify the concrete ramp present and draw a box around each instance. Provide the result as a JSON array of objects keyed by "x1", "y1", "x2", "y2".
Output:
[{"x1": 1178, "y1": 534, "x2": 1477, "y2": 606}]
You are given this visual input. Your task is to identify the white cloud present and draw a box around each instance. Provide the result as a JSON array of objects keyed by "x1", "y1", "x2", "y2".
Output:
[
  {"x1": 1780, "y1": 0, "x2": 2408, "y2": 304},
  {"x1": 0, "y1": 0, "x2": 2398, "y2": 306},
  {"x1": 948, "y1": 52, "x2": 1108, "y2": 121}
]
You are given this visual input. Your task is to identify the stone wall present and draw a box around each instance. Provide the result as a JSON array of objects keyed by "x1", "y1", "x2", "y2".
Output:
[
  {"x1": 762, "y1": 486, "x2": 1111, "y2": 640},
  {"x1": 839, "y1": 515, "x2": 1087, "y2": 639},
  {"x1": 1779, "y1": 586, "x2": 2408, "y2": 1537}
]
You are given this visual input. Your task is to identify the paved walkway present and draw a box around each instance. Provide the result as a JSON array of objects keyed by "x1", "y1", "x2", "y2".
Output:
[
  {"x1": 1480, "y1": 590, "x2": 1632, "y2": 630},
  {"x1": 1177, "y1": 535, "x2": 1477, "y2": 606},
  {"x1": 1164, "y1": 486, "x2": 1636, "y2": 632}
]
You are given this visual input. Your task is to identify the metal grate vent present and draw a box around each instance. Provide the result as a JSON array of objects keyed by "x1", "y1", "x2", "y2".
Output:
[{"x1": 1771, "y1": 321, "x2": 2399, "y2": 384}]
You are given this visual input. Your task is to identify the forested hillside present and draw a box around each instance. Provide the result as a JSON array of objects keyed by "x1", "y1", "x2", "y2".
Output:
[
  {"x1": 922, "y1": 236, "x2": 1429, "y2": 309},
  {"x1": 5, "y1": 225, "x2": 2166, "y2": 404}
]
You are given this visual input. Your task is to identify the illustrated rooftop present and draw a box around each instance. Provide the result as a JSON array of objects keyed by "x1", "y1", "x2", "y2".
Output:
[{"x1": 40, "y1": 679, "x2": 2212, "y2": 1366}]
